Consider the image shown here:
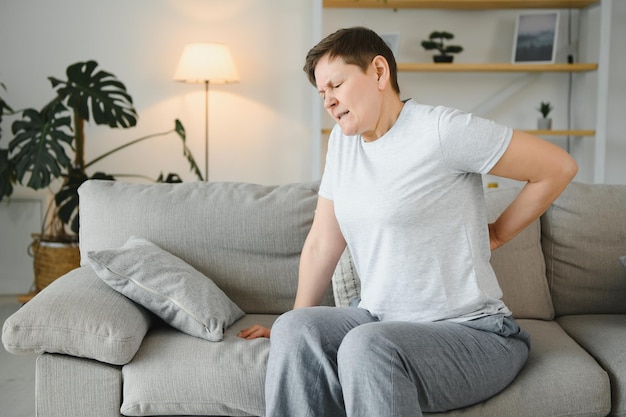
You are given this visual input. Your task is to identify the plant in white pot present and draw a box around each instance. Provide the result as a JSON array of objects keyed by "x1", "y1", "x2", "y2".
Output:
[
  {"x1": 537, "y1": 101, "x2": 553, "y2": 130},
  {"x1": 0, "y1": 60, "x2": 202, "y2": 293}
]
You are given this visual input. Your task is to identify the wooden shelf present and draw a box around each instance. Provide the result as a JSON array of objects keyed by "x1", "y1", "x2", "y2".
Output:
[
  {"x1": 525, "y1": 130, "x2": 595, "y2": 136},
  {"x1": 397, "y1": 63, "x2": 598, "y2": 72},
  {"x1": 321, "y1": 128, "x2": 595, "y2": 136},
  {"x1": 323, "y1": 0, "x2": 598, "y2": 9}
]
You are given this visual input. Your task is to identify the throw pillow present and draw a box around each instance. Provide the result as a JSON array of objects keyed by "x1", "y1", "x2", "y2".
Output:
[
  {"x1": 620, "y1": 256, "x2": 626, "y2": 268},
  {"x1": 331, "y1": 247, "x2": 361, "y2": 308},
  {"x1": 87, "y1": 236, "x2": 245, "y2": 342}
]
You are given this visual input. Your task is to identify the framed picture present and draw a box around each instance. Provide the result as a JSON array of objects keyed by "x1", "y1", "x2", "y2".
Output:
[
  {"x1": 380, "y1": 32, "x2": 400, "y2": 58},
  {"x1": 512, "y1": 11, "x2": 559, "y2": 64}
]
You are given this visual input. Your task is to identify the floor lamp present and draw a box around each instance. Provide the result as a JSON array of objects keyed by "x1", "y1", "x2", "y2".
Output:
[{"x1": 174, "y1": 43, "x2": 239, "y2": 181}]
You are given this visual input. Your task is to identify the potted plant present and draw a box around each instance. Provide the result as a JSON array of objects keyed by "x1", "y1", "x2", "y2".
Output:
[
  {"x1": 537, "y1": 101, "x2": 553, "y2": 130},
  {"x1": 0, "y1": 60, "x2": 202, "y2": 292},
  {"x1": 421, "y1": 31, "x2": 463, "y2": 63}
]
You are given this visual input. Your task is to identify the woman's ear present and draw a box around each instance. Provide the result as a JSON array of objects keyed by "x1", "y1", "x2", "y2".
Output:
[{"x1": 372, "y1": 55, "x2": 390, "y2": 90}]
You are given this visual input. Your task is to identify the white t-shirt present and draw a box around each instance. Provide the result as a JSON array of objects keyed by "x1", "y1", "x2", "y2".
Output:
[{"x1": 319, "y1": 99, "x2": 513, "y2": 323}]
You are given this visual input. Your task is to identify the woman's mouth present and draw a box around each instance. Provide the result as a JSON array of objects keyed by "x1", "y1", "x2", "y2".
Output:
[{"x1": 337, "y1": 110, "x2": 349, "y2": 120}]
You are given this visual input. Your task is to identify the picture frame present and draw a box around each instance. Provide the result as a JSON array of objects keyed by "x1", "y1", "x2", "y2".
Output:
[
  {"x1": 512, "y1": 11, "x2": 559, "y2": 64},
  {"x1": 380, "y1": 32, "x2": 400, "y2": 58}
]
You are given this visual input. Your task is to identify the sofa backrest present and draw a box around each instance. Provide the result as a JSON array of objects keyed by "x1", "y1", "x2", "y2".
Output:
[
  {"x1": 485, "y1": 187, "x2": 554, "y2": 320},
  {"x1": 541, "y1": 182, "x2": 626, "y2": 316},
  {"x1": 78, "y1": 180, "x2": 334, "y2": 314}
]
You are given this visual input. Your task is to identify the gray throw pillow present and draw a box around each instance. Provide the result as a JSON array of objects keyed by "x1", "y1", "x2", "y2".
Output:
[{"x1": 88, "y1": 236, "x2": 244, "y2": 342}]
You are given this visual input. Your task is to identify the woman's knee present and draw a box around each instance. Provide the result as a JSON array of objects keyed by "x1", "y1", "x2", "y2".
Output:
[{"x1": 337, "y1": 323, "x2": 392, "y2": 368}]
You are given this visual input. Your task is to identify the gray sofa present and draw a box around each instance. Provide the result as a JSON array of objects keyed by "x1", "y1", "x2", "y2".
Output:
[{"x1": 2, "y1": 179, "x2": 625, "y2": 417}]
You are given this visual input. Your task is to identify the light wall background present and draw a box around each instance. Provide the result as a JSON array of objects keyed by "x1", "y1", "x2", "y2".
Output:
[{"x1": 0, "y1": 0, "x2": 624, "y2": 293}]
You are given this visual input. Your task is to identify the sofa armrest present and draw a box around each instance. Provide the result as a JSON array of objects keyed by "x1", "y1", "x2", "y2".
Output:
[{"x1": 2, "y1": 266, "x2": 152, "y2": 365}]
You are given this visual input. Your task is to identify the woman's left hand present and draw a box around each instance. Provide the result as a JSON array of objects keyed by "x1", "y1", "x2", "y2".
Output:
[{"x1": 238, "y1": 324, "x2": 271, "y2": 339}]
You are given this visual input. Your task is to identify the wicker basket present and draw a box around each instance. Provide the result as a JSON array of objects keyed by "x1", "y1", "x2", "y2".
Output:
[{"x1": 30, "y1": 234, "x2": 81, "y2": 292}]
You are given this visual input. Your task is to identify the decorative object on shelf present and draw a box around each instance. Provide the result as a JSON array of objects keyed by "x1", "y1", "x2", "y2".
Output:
[
  {"x1": 0, "y1": 60, "x2": 203, "y2": 292},
  {"x1": 174, "y1": 43, "x2": 240, "y2": 182},
  {"x1": 537, "y1": 101, "x2": 553, "y2": 130},
  {"x1": 513, "y1": 11, "x2": 559, "y2": 64},
  {"x1": 421, "y1": 31, "x2": 463, "y2": 63}
]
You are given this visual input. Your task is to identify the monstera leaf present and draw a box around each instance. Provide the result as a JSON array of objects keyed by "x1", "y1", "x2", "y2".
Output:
[
  {"x1": 0, "y1": 149, "x2": 15, "y2": 199},
  {"x1": 56, "y1": 169, "x2": 115, "y2": 234},
  {"x1": 9, "y1": 103, "x2": 73, "y2": 190},
  {"x1": 50, "y1": 60, "x2": 138, "y2": 128}
]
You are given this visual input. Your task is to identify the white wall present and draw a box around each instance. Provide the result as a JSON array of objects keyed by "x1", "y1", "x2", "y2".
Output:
[{"x1": 0, "y1": 0, "x2": 317, "y2": 192}]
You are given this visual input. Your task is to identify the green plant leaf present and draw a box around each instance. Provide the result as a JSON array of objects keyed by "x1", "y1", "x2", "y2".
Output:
[
  {"x1": 56, "y1": 169, "x2": 114, "y2": 233},
  {"x1": 0, "y1": 148, "x2": 15, "y2": 199},
  {"x1": 51, "y1": 60, "x2": 138, "y2": 129},
  {"x1": 9, "y1": 104, "x2": 73, "y2": 190}
]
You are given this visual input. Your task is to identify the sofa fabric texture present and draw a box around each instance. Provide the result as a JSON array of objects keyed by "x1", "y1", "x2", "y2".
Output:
[
  {"x1": 88, "y1": 236, "x2": 245, "y2": 342},
  {"x1": 78, "y1": 180, "x2": 334, "y2": 314},
  {"x1": 2, "y1": 266, "x2": 152, "y2": 365},
  {"x1": 3, "y1": 180, "x2": 625, "y2": 417},
  {"x1": 541, "y1": 182, "x2": 626, "y2": 316}
]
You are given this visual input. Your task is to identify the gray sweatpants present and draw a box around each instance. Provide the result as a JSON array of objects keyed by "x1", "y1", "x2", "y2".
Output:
[{"x1": 265, "y1": 306, "x2": 530, "y2": 417}]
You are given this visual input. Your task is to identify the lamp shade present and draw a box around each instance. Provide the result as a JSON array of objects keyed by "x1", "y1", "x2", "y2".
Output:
[{"x1": 174, "y1": 43, "x2": 239, "y2": 84}]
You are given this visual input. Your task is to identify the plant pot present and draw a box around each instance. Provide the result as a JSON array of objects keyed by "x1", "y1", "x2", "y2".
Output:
[
  {"x1": 433, "y1": 55, "x2": 454, "y2": 63},
  {"x1": 30, "y1": 234, "x2": 80, "y2": 291},
  {"x1": 537, "y1": 118, "x2": 552, "y2": 130}
]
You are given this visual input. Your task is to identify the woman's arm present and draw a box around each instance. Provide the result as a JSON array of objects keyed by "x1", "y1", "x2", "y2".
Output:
[
  {"x1": 238, "y1": 196, "x2": 346, "y2": 339},
  {"x1": 487, "y1": 129, "x2": 578, "y2": 250},
  {"x1": 294, "y1": 196, "x2": 346, "y2": 309}
]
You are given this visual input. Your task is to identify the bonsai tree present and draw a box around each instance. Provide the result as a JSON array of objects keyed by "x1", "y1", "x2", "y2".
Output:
[
  {"x1": 538, "y1": 101, "x2": 553, "y2": 118},
  {"x1": 421, "y1": 31, "x2": 463, "y2": 62},
  {"x1": 0, "y1": 60, "x2": 202, "y2": 238}
]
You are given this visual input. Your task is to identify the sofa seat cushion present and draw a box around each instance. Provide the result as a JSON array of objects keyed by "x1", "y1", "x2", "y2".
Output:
[
  {"x1": 558, "y1": 314, "x2": 626, "y2": 417},
  {"x1": 121, "y1": 314, "x2": 277, "y2": 417},
  {"x1": 426, "y1": 319, "x2": 610, "y2": 417},
  {"x1": 2, "y1": 266, "x2": 152, "y2": 365}
]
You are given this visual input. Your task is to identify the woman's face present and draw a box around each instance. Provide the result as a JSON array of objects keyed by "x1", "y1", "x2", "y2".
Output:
[{"x1": 314, "y1": 54, "x2": 382, "y2": 141}]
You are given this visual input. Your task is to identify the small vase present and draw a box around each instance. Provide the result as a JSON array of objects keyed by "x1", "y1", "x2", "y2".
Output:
[
  {"x1": 537, "y1": 118, "x2": 552, "y2": 130},
  {"x1": 433, "y1": 55, "x2": 454, "y2": 63}
]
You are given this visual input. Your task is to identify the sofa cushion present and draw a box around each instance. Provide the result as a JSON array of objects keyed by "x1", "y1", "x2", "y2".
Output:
[
  {"x1": 541, "y1": 182, "x2": 626, "y2": 316},
  {"x1": 331, "y1": 187, "x2": 554, "y2": 320},
  {"x1": 558, "y1": 314, "x2": 626, "y2": 417},
  {"x1": 88, "y1": 236, "x2": 244, "y2": 342},
  {"x1": 2, "y1": 266, "x2": 152, "y2": 365},
  {"x1": 427, "y1": 319, "x2": 611, "y2": 417},
  {"x1": 331, "y1": 247, "x2": 360, "y2": 307},
  {"x1": 78, "y1": 180, "x2": 334, "y2": 314},
  {"x1": 485, "y1": 187, "x2": 554, "y2": 320},
  {"x1": 121, "y1": 314, "x2": 277, "y2": 417}
]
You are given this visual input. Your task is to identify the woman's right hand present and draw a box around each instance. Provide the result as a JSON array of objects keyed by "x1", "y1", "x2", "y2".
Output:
[{"x1": 238, "y1": 324, "x2": 271, "y2": 339}]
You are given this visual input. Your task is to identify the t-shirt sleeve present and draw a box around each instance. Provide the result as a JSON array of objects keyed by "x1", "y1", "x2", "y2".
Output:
[{"x1": 437, "y1": 107, "x2": 513, "y2": 175}]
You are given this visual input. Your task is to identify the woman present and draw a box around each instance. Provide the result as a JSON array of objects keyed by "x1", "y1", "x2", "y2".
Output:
[{"x1": 239, "y1": 27, "x2": 577, "y2": 417}]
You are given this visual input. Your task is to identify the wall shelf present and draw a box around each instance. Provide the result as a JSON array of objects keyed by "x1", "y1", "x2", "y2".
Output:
[
  {"x1": 317, "y1": 0, "x2": 610, "y2": 182},
  {"x1": 323, "y1": 0, "x2": 598, "y2": 10},
  {"x1": 397, "y1": 63, "x2": 598, "y2": 73}
]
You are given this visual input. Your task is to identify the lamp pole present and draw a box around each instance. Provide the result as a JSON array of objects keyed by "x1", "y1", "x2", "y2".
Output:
[{"x1": 204, "y1": 80, "x2": 209, "y2": 182}]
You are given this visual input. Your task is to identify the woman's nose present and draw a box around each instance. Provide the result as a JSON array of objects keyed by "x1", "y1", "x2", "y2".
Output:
[{"x1": 324, "y1": 92, "x2": 336, "y2": 109}]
